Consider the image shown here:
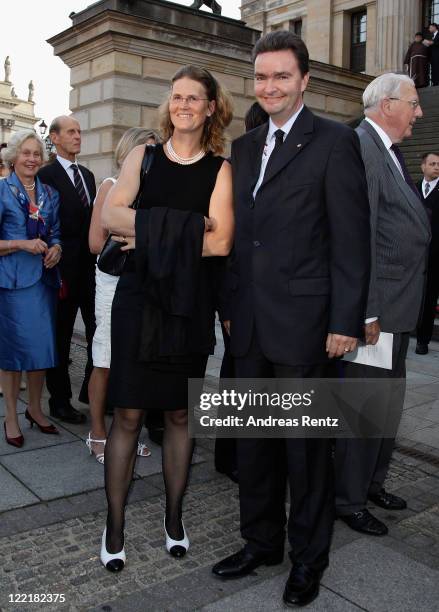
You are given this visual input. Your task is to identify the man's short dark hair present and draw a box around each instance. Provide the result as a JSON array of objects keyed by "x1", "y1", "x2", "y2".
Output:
[
  {"x1": 415, "y1": 32, "x2": 423, "y2": 37},
  {"x1": 430, "y1": 23, "x2": 439, "y2": 29},
  {"x1": 252, "y1": 31, "x2": 309, "y2": 76},
  {"x1": 422, "y1": 151, "x2": 439, "y2": 162}
]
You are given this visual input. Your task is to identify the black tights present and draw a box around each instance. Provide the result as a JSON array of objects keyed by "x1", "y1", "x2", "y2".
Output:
[{"x1": 104, "y1": 407, "x2": 193, "y2": 553}]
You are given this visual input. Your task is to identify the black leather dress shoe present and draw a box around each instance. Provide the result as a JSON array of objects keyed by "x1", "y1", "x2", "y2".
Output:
[
  {"x1": 368, "y1": 488, "x2": 407, "y2": 510},
  {"x1": 339, "y1": 509, "x2": 388, "y2": 536},
  {"x1": 283, "y1": 563, "x2": 321, "y2": 607},
  {"x1": 49, "y1": 404, "x2": 86, "y2": 424},
  {"x1": 212, "y1": 547, "x2": 283, "y2": 578},
  {"x1": 415, "y1": 342, "x2": 428, "y2": 355}
]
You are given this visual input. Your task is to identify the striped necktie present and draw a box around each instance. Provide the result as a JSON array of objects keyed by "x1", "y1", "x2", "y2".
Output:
[
  {"x1": 70, "y1": 163, "x2": 89, "y2": 207},
  {"x1": 425, "y1": 182, "x2": 430, "y2": 197}
]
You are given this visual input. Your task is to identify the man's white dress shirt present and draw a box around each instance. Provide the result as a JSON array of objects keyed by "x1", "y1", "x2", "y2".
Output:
[
  {"x1": 422, "y1": 176, "x2": 439, "y2": 198},
  {"x1": 56, "y1": 154, "x2": 91, "y2": 204},
  {"x1": 253, "y1": 105, "x2": 304, "y2": 198}
]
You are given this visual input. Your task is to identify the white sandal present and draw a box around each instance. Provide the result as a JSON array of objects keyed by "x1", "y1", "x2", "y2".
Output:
[
  {"x1": 86, "y1": 434, "x2": 151, "y2": 464},
  {"x1": 86, "y1": 433, "x2": 106, "y2": 464},
  {"x1": 137, "y1": 442, "x2": 151, "y2": 457}
]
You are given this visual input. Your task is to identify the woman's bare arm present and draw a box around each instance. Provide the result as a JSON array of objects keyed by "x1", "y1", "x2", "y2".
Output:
[
  {"x1": 101, "y1": 145, "x2": 145, "y2": 237},
  {"x1": 89, "y1": 179, "x2": 116, "y2": 254},
  {"x1": 202, "y1": 160, "x2": 234, "y2": 257}
]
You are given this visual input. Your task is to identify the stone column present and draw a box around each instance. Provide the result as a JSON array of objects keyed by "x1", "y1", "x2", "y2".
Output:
[
  {"x1": 306, "y1": 0, "x2": 333, "y2": 64},
  {"x1": 365, "y1": 1, "x2": 377, "y2": 76},
  {"x1": 376, "y1": 0, "x2": 420, "y2": 73}
]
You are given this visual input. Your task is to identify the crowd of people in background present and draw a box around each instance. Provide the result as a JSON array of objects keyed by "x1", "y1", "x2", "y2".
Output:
[{"x1": 0, "y1": 27, "x2": 439, "y2": 608}]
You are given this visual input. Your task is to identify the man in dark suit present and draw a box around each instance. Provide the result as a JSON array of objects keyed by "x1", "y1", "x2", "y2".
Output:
[
  {"x1": 38, "y1": 116, "x2": 96, "y2": 424},
  {"x1": 212, "y1": 32, "x2": 371, "y2": 607},
  {"x1": 425, "y1": 23, "x2": 439, "y2": 86},
  {"x1": 335, "y1": 74, "x2": 430, "y2": 536},
  {"x1": 416, "y1": 152, "x2": 439, "y2": 354}
]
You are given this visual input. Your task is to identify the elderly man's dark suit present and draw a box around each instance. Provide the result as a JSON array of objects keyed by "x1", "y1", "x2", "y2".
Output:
[
  {"x1": 228, "y1": 106, "x2": 370, "y2": 570},
  {"x1": 416, "y1": 178, "x2": 439, "y2": 346},
  {"x1": 38, "y1": 160, "x2": 96, "y2": 412},
  {"x1": 335, "y1": 120, "x2": 431, "y2": 517}
]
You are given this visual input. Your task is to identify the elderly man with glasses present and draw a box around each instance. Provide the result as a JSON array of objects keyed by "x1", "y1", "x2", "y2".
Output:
[{"x1": 335, "y1": 73, "x2": 431, "y2": 537}]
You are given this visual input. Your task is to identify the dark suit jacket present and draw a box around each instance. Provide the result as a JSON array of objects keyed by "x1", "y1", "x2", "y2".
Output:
[
  {"x1": 417, "y1": 178, "x2": 439, "y2": 264},
  {"x1": 38, "y1": 160, "x2": 96, "y2": 285},
  {"x1": 228, "y1": 105, "x2": 371, "y2": 366},
  {"x1": 431, "y1": 33, "x2": 439, "y2": 61}
]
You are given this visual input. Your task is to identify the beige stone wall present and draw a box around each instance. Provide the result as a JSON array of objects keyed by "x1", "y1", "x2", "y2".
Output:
[
  {"x1": 241, "y1": 0, "x2": 425, "y2": 76},
  {"x1": 49, "y1": 2, "x2": 259, "y2": 182}
]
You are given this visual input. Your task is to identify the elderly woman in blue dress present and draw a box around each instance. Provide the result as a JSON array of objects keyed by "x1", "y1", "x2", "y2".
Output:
[{"x1": 0, "y1": 130, "x2": 62, "y2": 447}]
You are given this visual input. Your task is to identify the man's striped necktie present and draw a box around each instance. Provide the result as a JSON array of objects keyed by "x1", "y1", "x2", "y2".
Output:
[{"x1": 70, "y1": 163, "x2": 89, "y2": 207}]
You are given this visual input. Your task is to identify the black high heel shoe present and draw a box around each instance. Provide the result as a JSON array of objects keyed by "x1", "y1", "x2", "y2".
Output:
[{"x1": 25, "y1": 410, "x2": 59, "y2": 435}]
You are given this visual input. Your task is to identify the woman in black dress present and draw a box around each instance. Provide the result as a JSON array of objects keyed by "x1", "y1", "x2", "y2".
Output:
[{"x1": 100, "y1": 66, "x2": 234, "y2": 571}]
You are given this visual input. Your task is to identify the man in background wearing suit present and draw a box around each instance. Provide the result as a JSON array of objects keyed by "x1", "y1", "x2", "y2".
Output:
[
  {"x1": 425, "y1": 23, "x2": 439, "y2": 86},
  {"x1": 335, "y1": 74, "x2": 430, "y2": 537},
  {"x1": 38, "y1": 116, "x2": 96, "y2": 424},
  {"x1": 416, "y1": 152, "x2": 439, "y2": 354},
  {"x1": 212, "y1": 32, "x2": 371, "y2": 607}
]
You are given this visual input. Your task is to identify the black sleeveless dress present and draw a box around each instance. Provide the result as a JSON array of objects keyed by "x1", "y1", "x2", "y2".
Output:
[{"x1": 108, "y1": 144, "x2": 224, "y2": 411}]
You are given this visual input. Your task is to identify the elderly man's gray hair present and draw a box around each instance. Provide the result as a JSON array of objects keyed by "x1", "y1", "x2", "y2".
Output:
[{"x1": 363, "y1": 73, "x2": 415, "y2": 112}]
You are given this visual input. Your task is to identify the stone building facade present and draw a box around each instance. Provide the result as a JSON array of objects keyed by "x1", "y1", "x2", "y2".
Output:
[
  {"x1": 48, "y1": 0, "x2": 371, "y2": 183},
  {"x1": 0, "y1": 57, "x2": 38, "y2": 144},
  {"x1": 240, "y1": 0, "x2": 439, "y2": 76}
]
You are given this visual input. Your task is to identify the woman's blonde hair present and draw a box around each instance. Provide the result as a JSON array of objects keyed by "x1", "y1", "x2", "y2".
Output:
[
  {"x1": 159, "y1": 65, "x2": 233, "y2": 156},
  {"x1": 1, "y1": 130, "x2": 48, "y2": 167},
  {"x1": 114, "y1": 127, "x2": 160, "y2": 171}
]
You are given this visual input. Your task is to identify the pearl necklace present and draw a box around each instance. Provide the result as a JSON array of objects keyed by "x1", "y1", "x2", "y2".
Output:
[
  {"x1": 166, "y1": 139, "x2": 205, "y2": 165},
  {"x1": 23, "y1": 182, "x2": 35, "y2": 191}
]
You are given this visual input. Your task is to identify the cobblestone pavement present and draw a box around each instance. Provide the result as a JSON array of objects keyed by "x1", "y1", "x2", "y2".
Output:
[{"x1": 1, "y1": 336, "x2": 439, "y2": 611}]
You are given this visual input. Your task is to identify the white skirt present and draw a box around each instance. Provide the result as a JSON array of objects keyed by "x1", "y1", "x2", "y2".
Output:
[{"x1": 92, "y1": 266, "x2": 119, "y2": 368}]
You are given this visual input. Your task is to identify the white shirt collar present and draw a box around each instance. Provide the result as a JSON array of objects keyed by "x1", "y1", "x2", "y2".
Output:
[
  {"x1": 56, "y1": 154, "x2": 78, "y2": 171},
  {"x1": 267, "y1": 104, "x2": 304, "y2": 143},
  {"x1": 423, "y1": 176, "x2": 439, "y2": 191},
  {"x1": 365, "y1": 117, "x2": 393, "y2": 151}
]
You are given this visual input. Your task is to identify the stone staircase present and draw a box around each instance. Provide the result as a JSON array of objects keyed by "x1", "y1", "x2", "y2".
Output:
[{"x1": 399, "y1": 85, "x2": 439, "y2": 182}]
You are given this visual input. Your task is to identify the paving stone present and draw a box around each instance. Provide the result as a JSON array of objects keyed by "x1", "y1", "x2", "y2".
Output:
[
  {"x1": 401, "y1": 424, "x2": 439, "y2": 450},
  {"x1": 0, "y1": 464, "x2": 39, "y2": 512},
  {"x1": 200, "y1": 572, "x2": 362, "y2": 611},
  {"x1": 398, "y1": 412, "x2": 433, "y2": 436},
  {"x1": 323, "y1": 538, "x2": 439, "y2": 612},
  {"x1": 0, "y1": 411, "x2": 77, "y2": 457},
  {"x1": 132, "y1": 443, "x2": 206, "y2": 479},
  {"x1": 0, "y1": 442, "x2": 108, "y2": 500},
  {"x1": 0, "y1": 397, "x2": 27, "y2": 417}
]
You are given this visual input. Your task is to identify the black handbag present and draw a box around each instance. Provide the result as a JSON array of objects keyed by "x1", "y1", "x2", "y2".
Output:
[{"x1": 97, "y1": 144, "x2": 155, "y2": 276}]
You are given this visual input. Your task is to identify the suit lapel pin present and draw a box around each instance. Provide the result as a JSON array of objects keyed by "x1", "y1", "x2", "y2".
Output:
[{"x1": 297, "y1": 143, "x2": 302, "y2": 148}]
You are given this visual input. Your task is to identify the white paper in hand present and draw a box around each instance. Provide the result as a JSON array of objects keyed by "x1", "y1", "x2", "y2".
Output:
[{"x1": 343, "y1": 332, "x2": 393, "y2": 370}]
